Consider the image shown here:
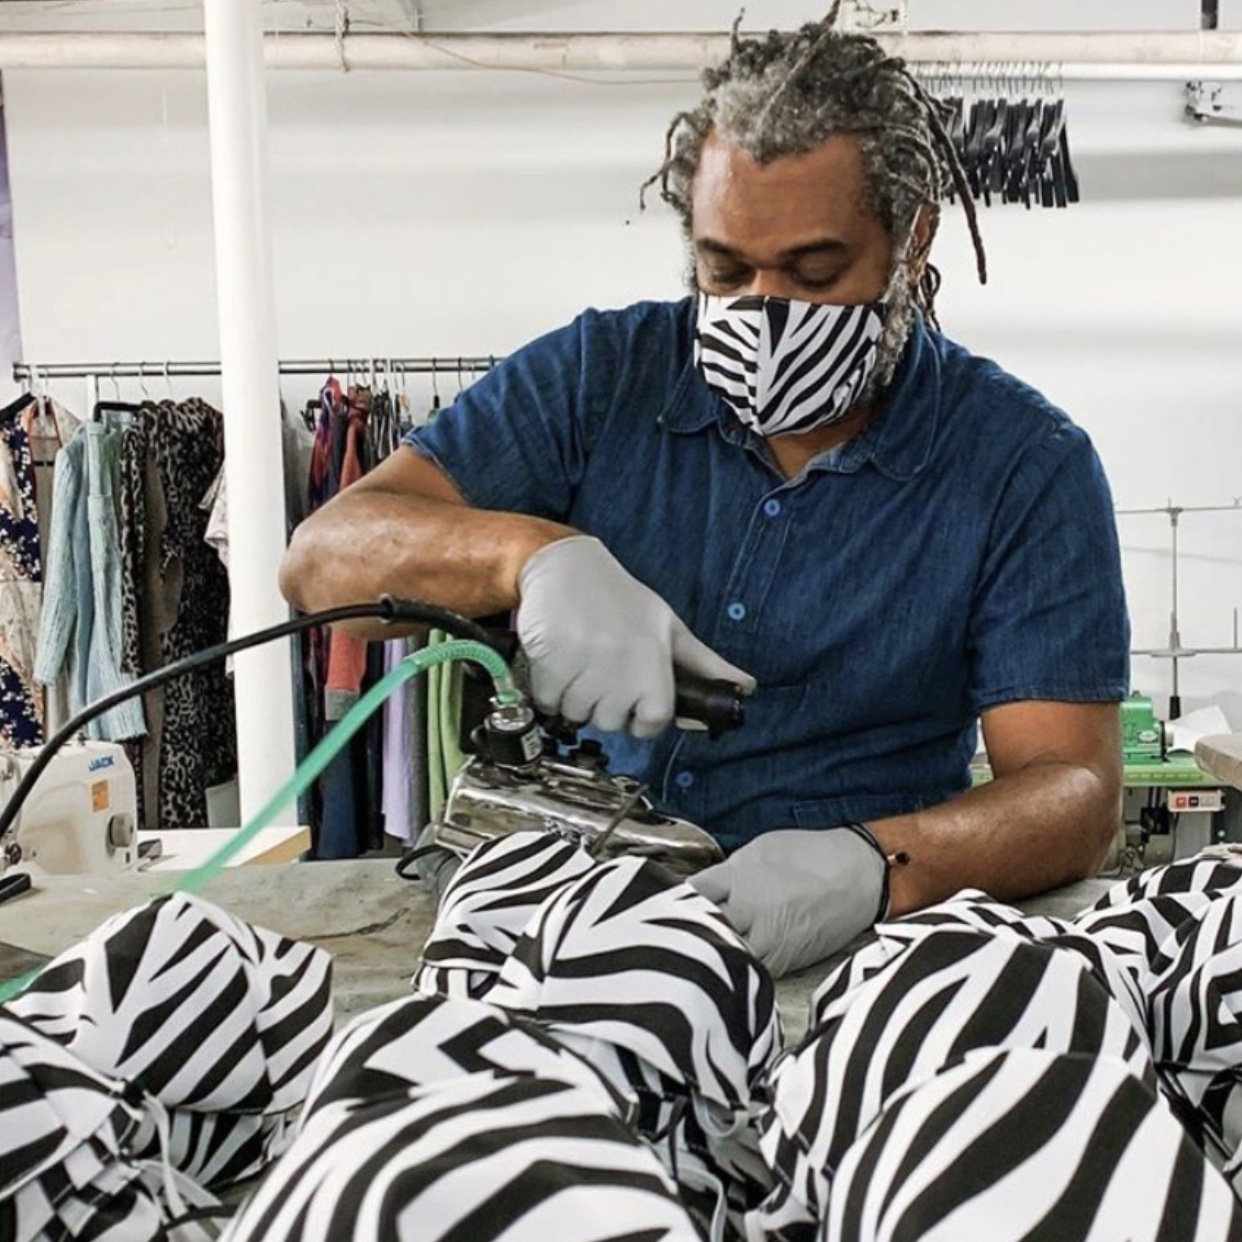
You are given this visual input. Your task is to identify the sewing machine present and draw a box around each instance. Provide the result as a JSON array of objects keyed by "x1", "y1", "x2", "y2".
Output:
[
  {"x1": 0, "y1": 741, "x2": 139, "y2": 879},
  {"x1": 970, "y1": 691, "x2": 1234, "y2": 866},
  {"x1": 1121, "y1": 693, "x2": 1166, "y2": 764}
]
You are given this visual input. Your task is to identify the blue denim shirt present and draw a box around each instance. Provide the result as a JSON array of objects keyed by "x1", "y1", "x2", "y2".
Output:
[{"x1": 407, "y1": 299, "x2": 1129, "y2": 852}]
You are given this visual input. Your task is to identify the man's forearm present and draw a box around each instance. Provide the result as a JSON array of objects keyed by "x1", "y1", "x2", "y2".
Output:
[
  {"x1": 869, "y1": 760, "x2": 1122, "y2": 917},
  {"x1": 280, "y1": 487, "x2": 572, "y2": 637}
]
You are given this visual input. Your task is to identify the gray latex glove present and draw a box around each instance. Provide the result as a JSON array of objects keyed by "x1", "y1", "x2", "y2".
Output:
[
  {"x1": 689, "y1": 826, "x2": 890, "y2": 979},
  {"x1": 517, "y1": 535, "x2": 755, "y2": 739}
]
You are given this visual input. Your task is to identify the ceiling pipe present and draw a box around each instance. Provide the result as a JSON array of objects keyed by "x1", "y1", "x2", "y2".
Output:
[{"x1": 0, "y1": 30, "x2": 1240, "y2": 78}]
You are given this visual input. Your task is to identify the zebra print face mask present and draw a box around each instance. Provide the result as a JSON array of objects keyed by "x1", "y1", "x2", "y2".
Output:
[{"x1": 694, "y1": 292, "x2": 888, "y2": 437}]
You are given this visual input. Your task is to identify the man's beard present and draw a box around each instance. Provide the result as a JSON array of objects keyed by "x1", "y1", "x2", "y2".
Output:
[{"x1": 857, "y1": 257, "x2": 916, "y2": 407}]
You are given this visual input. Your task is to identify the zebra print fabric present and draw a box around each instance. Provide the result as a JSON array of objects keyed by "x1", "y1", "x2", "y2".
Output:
[
  {"x1": 480, "y1": 843, "x2": 783, "y2": 1235},
  {"x1": 1075, "y1": 857, "x2": 1242, "y2": 984},
  {"x1": 1, "y1": 893, "x2": 334, "y2": 1240},
  {"x1": 222, "y1": 1070, "x2": 703, "y2": 1242},
  {"x1": 811, "y1": 890, "x2": 1152, "y2": 1049},
  {"x1": 8, "y1": 893, "x2": 333, "y2": 1116},
  {"x1": 825, "y1": 1048, "x2": 1242, "y2": 1242},
  {"x1": 1068, "y1": 859, "x2": 1242, "y2": 1187},
  {"x1": 10, "y1": 841, "x2": 1242, "y2": 1240},
  {"x1": 754, "y1": 927, "x2": 1155, "y2": 1238},
  {"x1": 693, "y1": 293, "x2": 887, "y2": 437},
  {"x1": 487, "y1": 852, "x2": 781, "y2": 1112},
  {"x1": 1, "y1": 1009, "x2": 222, "y2": 1242},
  {"x1": 303, "y1": 991, "x2": 631, "y2": 1122},
  {"x1": 414, "y1": 830, "x2": 596, "y2": 1000}
]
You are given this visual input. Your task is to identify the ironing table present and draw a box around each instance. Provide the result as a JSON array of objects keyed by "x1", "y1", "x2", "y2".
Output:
[
  {"x1": 0, "y1": 857, "x2": 1115, "y2": 1043},
  {"x1": 1198, "y1": 734, "x2": 1242, "y2": 795}
]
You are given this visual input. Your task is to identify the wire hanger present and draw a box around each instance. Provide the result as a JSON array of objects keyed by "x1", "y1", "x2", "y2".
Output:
[{"x1": 94, "y1": 363, "x2": 140, "y2": 421}]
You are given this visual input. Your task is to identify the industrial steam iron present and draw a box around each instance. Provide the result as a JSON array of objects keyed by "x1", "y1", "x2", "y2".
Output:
[{"x1": 421, "y1": 650, "x2": 747, "y2": 879}]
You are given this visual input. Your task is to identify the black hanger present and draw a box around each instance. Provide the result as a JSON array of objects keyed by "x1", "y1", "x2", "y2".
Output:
[
  {"x1": 93, "y1": 400, "x2": 140, "y2": 423},
  {"x1": 1059, "y1": 112, "x2": 1080, "y2": 205},
  {"x1": 0, "y1": 390, "x2": 36, "y2": 423}
]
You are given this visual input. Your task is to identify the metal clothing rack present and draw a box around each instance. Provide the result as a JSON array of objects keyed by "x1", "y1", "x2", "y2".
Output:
[{"x1": 12, "y1": 357, "x2": 501, "y2": 383}]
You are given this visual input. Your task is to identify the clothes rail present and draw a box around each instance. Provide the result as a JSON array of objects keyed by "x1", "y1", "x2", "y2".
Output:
[{"x1": 12, "y1": 357, "x2": 501, "y2": 383}]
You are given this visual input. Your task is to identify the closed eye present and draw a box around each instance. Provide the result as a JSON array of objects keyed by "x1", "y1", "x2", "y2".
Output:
[{"x1": 701, "y1": 266, "x2": 752, "y2": 291}]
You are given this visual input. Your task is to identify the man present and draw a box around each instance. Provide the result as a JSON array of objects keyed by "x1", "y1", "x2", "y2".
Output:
[{"x1": 281, "y1": 20, "x2": 1129, "y2": 978}]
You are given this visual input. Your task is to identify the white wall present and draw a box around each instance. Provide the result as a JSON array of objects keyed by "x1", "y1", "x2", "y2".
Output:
[{"x1": 4, "y1": 0, "x2": 1242, "y2": 721}]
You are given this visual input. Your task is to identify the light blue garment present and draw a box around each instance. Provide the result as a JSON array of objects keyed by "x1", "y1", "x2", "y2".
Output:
[{"x1": 35, "y1": 421, "x2": 146, "y2": 740}]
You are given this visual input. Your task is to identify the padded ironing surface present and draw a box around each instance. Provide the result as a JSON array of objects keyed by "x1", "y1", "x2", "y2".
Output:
[{"x1": 1196, "y1": 734, "x2": 1242, "y2": 793}]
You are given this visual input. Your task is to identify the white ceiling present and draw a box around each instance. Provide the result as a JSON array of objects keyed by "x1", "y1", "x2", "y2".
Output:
[{"x1": 0, "y1": 0, "x2": 1232, "y2": 33}]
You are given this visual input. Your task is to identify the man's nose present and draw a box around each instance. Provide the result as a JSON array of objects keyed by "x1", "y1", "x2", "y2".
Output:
[{"x1": 745, "y1": 270, "x2": 798, "y2": 300}]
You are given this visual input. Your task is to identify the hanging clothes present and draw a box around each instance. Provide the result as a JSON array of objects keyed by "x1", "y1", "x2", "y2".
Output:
[
  {"x1": 426, "y1": 628, "x2": 468, "y2": 823},
  {"x1": 306, "y1": 381, "x2": 351, "y2": 858},
  {"x1": 198, "y1": 402, "x2": 315, "y2": 574},
  {"x1": 366, "y1": 387, "x2": 402, "y2": 463},
  {"x1": 23, "y1": 397, "x2": 79, "y2": 737},
  {"x1": 303, "y1": 380, "x2": 340, "y2": 746},
  {"x1": 21, "y1": 398, "x2": 78, "y2": 576},
  {"x1": 323, "y1": 386, "x2": 371, "y2": 722},
  {"x1": 35, "y1": 413, "x2": 147, "y2": 742},
  {"x1": 0, "y1": 394, "x2": 44, "y2": 746},
  {"x1": 117, "y1": 400, "x2": 235, "y2": 828},
  {"x1": 119, "y1": 426, "x2": 183, "y2": 829},
  {"x1": 381, "y1": 636, "x2": 428, "y2": 845}
]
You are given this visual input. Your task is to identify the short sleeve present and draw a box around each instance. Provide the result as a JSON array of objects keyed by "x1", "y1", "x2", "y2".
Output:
[
  {"x1": 969, "y1": 425, "x2": 1130, "y2": 714},
  {"x1": 403, "y1": 310, "x2": 614, "y2": 522}
]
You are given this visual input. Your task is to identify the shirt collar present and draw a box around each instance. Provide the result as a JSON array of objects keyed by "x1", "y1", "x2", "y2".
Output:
[{"x1": 659, "y1": 310, "x2": 941, "y2": 484}]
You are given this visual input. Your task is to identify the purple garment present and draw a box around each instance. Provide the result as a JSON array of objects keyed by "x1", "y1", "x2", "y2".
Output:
[{"x1": 381, "y1": 637, "x2": 416, "y2": 843}]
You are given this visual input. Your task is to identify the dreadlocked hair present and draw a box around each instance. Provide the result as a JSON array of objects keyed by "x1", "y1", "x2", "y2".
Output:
[{"x1": 640, "y1": 11, "x2": 987, "y2": 329}]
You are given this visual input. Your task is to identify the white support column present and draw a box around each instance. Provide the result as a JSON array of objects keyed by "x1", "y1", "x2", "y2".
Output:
[{"x1": 203, "y1": 0, "x2": 298, "y2": 826}]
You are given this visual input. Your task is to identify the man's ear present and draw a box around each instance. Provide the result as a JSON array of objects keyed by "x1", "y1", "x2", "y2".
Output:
[{"x1": 908, "y1": 203, "x2": 939, "y2": 282}]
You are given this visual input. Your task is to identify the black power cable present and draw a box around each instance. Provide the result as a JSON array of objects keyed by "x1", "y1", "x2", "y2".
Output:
[{"x1": 0, "y1": 597, "x2": 501, "y2": 852}]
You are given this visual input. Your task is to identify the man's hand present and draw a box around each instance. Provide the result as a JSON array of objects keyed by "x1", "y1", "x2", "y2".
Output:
[
  {"x1": 517, "y1": 536, "x2": 755, "y2": 739},
  {"x1": 689, "y1": 826, "x2": 889, "y2": 979}
]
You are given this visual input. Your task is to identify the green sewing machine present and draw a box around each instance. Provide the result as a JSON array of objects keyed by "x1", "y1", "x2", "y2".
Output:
[
  {"x1": 974, "y1": 692, "x2": 1229, "y2": 864},
  {"x1": 1121, "y1": 693, "x2": 1165, "y2": 765}
]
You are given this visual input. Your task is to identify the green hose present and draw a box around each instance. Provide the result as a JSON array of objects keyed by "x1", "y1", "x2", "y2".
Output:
[{"x1": 0, "y1": 639, "x2": 513, "y2": 1006}]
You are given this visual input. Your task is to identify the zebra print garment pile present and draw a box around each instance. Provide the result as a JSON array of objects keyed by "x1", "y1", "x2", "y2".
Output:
[
  {"x1": 825, "y1": 1048, "x2": 1242, "y2": 1242},
  {"x1": 222, "y1": 1069, "x2": 703, "y2": 1242},
  {"x1": 485, "y1": 849, "x2": 784, "y2": 1232},
  {"x1": 0, "y1": 892, "x2": 333, "y2": 1240},
  {"x1": 11, "y1": 839, "x2": 1242, "y2": 1241},
  {"x1": 413, "y1": 831, "x2": 596, "y2": 1000},
  {"x1": 223, "y1": 990, "x2": 704, "y2": 1241},
  {"x1": 749, "y1": 869, "x2": 1242, "y2": 1242},
  {"x1": 1073, "y1": 858, "x2": 1242, "y2": 1198},
  {"x1": 412, "y1": 833, "x2": 783, "y2": 1236},
  {"x1": 752, "y1": 925, "x2": 1157, "y2": 1240}
]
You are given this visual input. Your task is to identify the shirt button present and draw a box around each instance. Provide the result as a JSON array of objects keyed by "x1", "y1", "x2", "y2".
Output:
[
  {"x1": 727, "y1": 601, "x2": 747, "y2": 622},
  {"x1": 675, "y1": 770, "x2": 695, "y2": 789},
  {"x1": 763, "y1": 498, "x2": 783, "y2": 518}
]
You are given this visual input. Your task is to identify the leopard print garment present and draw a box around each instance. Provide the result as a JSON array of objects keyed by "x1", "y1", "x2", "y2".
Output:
[{"x1": 117, "y1": 400, "x2": 236, "y2": 828}]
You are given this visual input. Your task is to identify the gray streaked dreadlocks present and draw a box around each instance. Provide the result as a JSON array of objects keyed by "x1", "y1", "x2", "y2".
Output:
[{"x1": 641, "y1": 8, "x2": 987, "y2": 331}]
